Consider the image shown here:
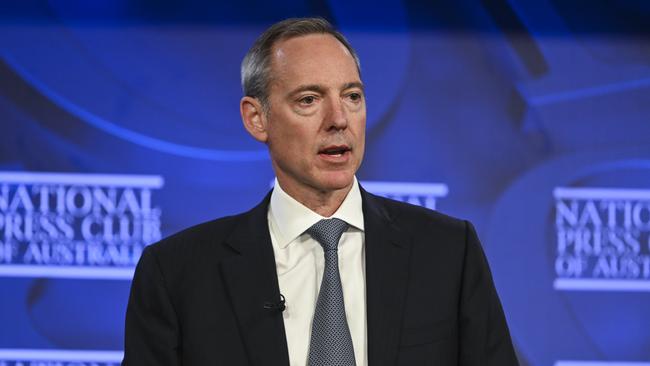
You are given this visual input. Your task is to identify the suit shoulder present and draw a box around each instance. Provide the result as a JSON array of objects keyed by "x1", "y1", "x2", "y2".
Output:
[
  {"x1": 371, "y1": 193, "x2": 467, "y2": 235},
  {"x1": 144, "y1": 211, "x2": 245, "y2": 260},
  {"x1": 367, "y1": 194, "x2": 475, "y2": 271}
]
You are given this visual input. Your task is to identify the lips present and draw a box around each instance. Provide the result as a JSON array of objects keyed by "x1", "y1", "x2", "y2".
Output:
[
  {"x1": 319, "y1": 145, "x2": 351, "y2": 156},
  {"x1": 317, "y1": 145, "x2": 352, "y2": 163}
]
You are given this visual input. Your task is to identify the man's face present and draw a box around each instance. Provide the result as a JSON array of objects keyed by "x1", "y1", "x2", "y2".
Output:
[{"x1": 264, "y1": 33, "x2": 366, "y2": 196}]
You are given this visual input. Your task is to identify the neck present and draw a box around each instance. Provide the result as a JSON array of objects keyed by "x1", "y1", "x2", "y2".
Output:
[{"x1": 276, "y1": 178, "x2": 354, "y2": 217}]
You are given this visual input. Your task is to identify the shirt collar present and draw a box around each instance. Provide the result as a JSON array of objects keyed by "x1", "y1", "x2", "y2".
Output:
[{"x1": 269, "y1": 176, "x2": 365, "y2": 249}]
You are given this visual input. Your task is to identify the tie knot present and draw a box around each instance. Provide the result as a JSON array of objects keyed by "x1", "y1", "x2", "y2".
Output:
[{"x1": 306, "y1": 218, "x2": 349, "y2": 251}]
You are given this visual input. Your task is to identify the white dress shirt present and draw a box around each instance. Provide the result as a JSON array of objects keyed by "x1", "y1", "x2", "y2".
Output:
[{"x1": 268, "y1": 177, "x2": 367, "y2": 366}]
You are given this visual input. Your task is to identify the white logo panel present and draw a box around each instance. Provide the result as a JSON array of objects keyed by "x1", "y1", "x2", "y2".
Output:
[
  {"x1": 361, "y1": 181, "x2": 448, "y2": 210},
  {"x1": 0, "y1": 349, "x2": 123, "y2": 366},
  {"x1": 0, "y1": 171, "x2": 164, "y2": 280},
  {"x1": 553, "y1": 187, "x2": 650, "y2": 292}
]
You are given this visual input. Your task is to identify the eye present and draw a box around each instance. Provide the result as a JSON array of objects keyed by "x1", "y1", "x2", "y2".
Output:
[
  {"x1": 299, "y1": 95, "x2": 317, "y2": 105},
  {"x1": 347, "y1": 92, "x2": 363, "y2": 103}
]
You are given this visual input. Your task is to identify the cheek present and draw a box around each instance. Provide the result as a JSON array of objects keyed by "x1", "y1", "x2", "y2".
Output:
[
  {"x1": 267, "y1": 109, "x2": 320, "y2": 155},
  {"x1": 353, "y1": 119, "x2": 366, "y2": 145},
  {"x1": 268, "y1": 126, "x2": 314, "y2": 163}
]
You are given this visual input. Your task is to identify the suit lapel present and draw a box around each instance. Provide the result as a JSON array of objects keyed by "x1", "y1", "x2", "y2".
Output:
[
  {"x1": 220, "y1": 192, "x2": 290, "y2": 366},
  {"x1": 362, "y1": 188, "x2": 412, "y2": 366}
]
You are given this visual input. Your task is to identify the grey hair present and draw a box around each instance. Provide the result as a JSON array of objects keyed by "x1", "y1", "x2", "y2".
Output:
[{"x1": 241, "y1": 17, "x2": 361, "y2": 110}]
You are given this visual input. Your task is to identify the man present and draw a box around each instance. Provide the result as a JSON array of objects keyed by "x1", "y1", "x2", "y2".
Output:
[{"x1": 123, "y1": 18, "x2": 519, "y2": 366}]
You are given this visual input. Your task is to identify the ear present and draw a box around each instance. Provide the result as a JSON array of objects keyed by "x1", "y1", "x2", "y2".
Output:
[{"x1": 240, "y1": 96, "x2": 269, "y2": 143}]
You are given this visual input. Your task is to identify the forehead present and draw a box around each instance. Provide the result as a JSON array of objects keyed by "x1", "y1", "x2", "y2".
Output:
[{"x1": 269, "y1": 34, "x2": 360, "y2": 90}]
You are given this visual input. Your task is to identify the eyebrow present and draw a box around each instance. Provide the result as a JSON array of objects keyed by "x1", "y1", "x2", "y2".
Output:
[
  {"x1": 287, "y1": 81, "x2": 365, "y2": 98},
  {"x1": 342, "y1": 82, "x2": 364, "y2": 92},
  {"x1": 288, "y1": 84, "x2": 327, "y2": 98}
]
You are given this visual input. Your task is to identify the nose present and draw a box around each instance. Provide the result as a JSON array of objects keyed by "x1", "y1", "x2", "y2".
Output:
[{"x1": 324, "y1": 96, "x2": 348, "y2": 131}]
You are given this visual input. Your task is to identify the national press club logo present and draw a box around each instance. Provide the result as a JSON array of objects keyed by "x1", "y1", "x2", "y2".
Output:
[
  {"x1": 553, "y1": 187, "x2": 650, "y2": 291},
  {"x1": 0, "y1": 171, "x2": 163, "y2": 279},
  {"x1": 362, "y1": 181, "x2": 448, "y2": 210}
]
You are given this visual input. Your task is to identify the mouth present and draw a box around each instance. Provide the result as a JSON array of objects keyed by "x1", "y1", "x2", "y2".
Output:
[{"x1": 318, "y1": 145, "x2": 352, "y2": 158}]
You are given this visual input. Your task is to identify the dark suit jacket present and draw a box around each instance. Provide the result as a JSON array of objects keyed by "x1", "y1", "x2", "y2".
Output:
[{"x1": 123, "y1": 187, "x2": 518, "y2": 365}]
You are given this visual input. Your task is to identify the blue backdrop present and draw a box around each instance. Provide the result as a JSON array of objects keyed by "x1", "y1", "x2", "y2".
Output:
[{"x1": 1, "y1": 1, "x2": 649, "y2": 365}]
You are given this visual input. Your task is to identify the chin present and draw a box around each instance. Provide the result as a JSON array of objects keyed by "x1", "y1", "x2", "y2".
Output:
[{"x1": 316, "y1": 172, "x2": 356, "y2": 192}]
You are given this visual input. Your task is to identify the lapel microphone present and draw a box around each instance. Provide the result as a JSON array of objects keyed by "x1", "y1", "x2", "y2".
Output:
[{"x1": 263, "y1": 294, "x2": 286, "y2": 312}]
